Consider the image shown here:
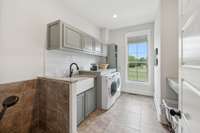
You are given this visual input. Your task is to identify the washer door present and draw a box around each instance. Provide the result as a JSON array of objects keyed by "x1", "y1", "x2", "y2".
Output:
[
  {"x1": 116, "y1": 77, "x2": 121, "y2": 90},
  {"x1": 114, "y1": 72, "x2": 121, "y2": 90},
  {"x1": 111, "y1": 81, "x2": 117, "y2": 96}
]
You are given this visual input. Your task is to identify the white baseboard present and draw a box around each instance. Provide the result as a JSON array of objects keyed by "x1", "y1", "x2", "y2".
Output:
[
  {"x1": 154, "y1": 97, "x2": 162, "y2": 122},
  {"x1": 122, "y1": 88, "x2": 153, "y2": 96}
]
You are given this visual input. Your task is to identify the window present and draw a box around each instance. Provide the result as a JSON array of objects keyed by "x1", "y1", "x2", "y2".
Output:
[{"x1": 127, "y1": 36, "x2": 148, "y2": 82}]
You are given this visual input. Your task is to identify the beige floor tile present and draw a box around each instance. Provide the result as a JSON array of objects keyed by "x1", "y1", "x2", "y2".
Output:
[
  {"x1": 78, "y1": 93, "x2": 169, "y2": 133},
  {"x1": 104, "y1": 122, "x2": 140, "y2": 133},
  {"x1": 141, "y1": 124, "x2": 169, "y2": 133}
]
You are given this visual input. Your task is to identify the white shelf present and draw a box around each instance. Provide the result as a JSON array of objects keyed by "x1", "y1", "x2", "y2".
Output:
[{"x1": 167, "y1": 78, "x2": 179, "y2": 94}]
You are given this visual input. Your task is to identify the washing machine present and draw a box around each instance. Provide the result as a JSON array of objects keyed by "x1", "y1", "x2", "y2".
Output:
[{"x1": 101, "y1": 72, "x2": 121, "y2": 110}]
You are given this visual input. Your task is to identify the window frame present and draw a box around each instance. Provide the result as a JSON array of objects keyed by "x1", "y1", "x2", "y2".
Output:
[
  {"x1": 125, "y1": 30, "x2": 151, "y2": 85},
  {"x1": 127, "y1": 40, "x2": 148, "y2": 82}
]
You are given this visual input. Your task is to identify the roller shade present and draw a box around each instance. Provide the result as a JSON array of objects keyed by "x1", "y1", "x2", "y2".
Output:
[{"x1": 127, "y1": 35, "x2": 147, "y2": 44}]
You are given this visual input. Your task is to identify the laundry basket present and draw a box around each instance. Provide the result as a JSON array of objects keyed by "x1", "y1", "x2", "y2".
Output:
[{"x1": 162, "y1": 99, "x2": 178, "y2": 132}]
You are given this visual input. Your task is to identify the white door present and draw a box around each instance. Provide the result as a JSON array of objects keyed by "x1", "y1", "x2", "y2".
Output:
[
  {"x1": 124, "y1": 30, "x2": 153, "y2": 96},
  {"x1": 179, "y1": 0, "x2": 200, "y2": 132}
]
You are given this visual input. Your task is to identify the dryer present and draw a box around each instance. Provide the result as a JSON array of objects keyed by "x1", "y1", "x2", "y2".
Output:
[{"x1": 101, "y1": 72, "x2": 121, "y2": 110}]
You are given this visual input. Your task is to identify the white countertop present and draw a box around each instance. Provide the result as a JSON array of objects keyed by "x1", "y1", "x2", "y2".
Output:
[
  {"x1": 39, "y1": 74, "x2": 96, "y2": 84},
  {"x1": 80, "y1": 69, "x2": 117, "y2": 76}
]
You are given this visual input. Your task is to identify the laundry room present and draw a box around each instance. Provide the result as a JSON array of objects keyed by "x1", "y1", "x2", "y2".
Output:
[{"x1": 0, "y1": 0, "x2": 200, "y2": 133}]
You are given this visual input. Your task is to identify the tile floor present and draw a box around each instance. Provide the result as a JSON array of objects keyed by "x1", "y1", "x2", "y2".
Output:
[{"x1": 78, "y1": 93, "x2": 169, "y2": 133}]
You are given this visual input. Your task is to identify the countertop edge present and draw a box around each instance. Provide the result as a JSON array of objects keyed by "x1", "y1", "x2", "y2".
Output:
[{"x1": 38, "y1": 76, "x2": 76, "y2": 84}]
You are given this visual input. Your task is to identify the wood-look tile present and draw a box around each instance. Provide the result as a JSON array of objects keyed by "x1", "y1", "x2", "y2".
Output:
[
  {"x1": 78, "y1": 93, "x2": 170, "y2": 133},
  {"x1": 104, "y1": 122, "x2": 140, "y2": 133}
]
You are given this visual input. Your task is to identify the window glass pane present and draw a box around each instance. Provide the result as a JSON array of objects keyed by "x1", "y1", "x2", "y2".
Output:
[{"x1": 128, "y1": 39, "x2": 148, "y2": 82}]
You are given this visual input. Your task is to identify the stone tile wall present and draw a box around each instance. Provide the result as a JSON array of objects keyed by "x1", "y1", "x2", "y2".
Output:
[
  {"x1": 0, "y1": 78, "x2": 70, "y2": 133},
  {"x1": 0, "y1": 80, "x2": 39, "y2": 133},
  {"x1": 37, "y1": 78, "x2": 70, "y2": 133}
]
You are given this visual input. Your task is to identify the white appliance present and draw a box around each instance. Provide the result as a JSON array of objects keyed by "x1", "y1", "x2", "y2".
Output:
[{"x1": 101, "y1": 72, "x2": 121, "y2": 110}]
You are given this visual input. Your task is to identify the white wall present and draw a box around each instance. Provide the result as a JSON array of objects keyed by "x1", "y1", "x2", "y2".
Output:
[
  {"x1": 109, "y1": 23, "x2": 154, "y2": 96},
  {"x1": 160, "y1": 0, "x2": 179, "y2": 100},
  {"x1": 154, "y1": 0, "x2": 179, "y2": 123},
  {"x1": 0, "y1": 0, "x2": 100, "y2": 83},
  {"x1": 46, "y1": 50, "x2": 106, "y2": 77}
]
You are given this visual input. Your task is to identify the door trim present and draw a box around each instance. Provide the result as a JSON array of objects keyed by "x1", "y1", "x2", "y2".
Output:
[{"x1": 123, "y1": 29, "x2": 154, "y2": 96}]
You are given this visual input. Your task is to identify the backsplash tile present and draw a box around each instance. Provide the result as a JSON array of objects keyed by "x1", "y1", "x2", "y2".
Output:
[{"x1": 46, "y1": 50, "x2": 106, "y2": 77}]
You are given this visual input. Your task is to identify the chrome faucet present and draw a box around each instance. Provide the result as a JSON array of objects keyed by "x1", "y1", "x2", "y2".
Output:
[{"x1": 69, "y1": 63, "x2": 79, "y2": 77}]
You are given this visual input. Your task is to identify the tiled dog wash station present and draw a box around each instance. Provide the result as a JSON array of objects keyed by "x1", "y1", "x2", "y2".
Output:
[{"x1": 0, "y1": 78, "x2": 71, "y2": 133}]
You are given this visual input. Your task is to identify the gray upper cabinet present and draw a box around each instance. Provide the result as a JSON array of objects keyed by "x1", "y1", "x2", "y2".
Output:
[
  {"x1": 47, "y1": 20, "x2": 62, "y2": 50},
  {"x1": 102, "y1": 44, "x2": 108, "y2": 56},
  {"x1": 94, "y1": 40, "x2": 102, "y2": 54},
  {"x1": 82, "y1": 35, "x2": 93, "y2": 52},
  {"x1": 47, "y1": 20, "x2": 107, "y2": 57},
  {"x1": 94, "y1": 40, "x2": 108, "y2": 56},
  {"x1": 63, "y1": 25, "x2": 82, "y2": 50}
]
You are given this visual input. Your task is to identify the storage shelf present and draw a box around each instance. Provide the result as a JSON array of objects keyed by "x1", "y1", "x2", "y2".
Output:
[{"x1": 167, "y1": 78, "x2": 179, "y2": 95}]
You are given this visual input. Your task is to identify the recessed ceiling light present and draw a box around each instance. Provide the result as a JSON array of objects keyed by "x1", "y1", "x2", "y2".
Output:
[{"x1": 113, "y1": 14, "x2": 118, "y2": 18}]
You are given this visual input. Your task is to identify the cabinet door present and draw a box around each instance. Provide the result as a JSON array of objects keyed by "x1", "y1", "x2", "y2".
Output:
[
  {"x1": 85, "y1": 88, "x2": 96, "y2": 117},
  {"x1": 82, "y1": 35, "x2": 93, "y2": 52},
  {"x1": 77, "y1": 93, "x2": 85, "y2": 125},
  {"x1": 47, "y1": 20, "x2": 62, "y2": 50},
  {"x1": 102, "y1": 44, "x2": 107, "y2": 56},
  {"x1": 63, "y1": 25, "x2": 82, "y2": 49},
  {"x1": 94, "y1": 40, "x2": 102, "y2": 53}
]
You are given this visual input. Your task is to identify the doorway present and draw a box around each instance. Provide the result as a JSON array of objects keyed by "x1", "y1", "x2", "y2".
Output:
[{"x1": 124, "y1": 30, "x2": 154, "y2": 96}]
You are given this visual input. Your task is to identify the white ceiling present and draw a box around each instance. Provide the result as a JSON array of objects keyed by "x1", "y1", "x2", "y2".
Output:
[{"x1": 64, "y1": 0, "x2": 159, "y2": 29}]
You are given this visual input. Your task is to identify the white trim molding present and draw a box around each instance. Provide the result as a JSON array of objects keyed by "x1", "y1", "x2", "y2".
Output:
[{"x1": 124, "y1": 29, "x2": 154, "y2": 96}]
